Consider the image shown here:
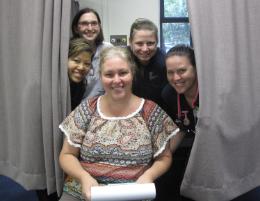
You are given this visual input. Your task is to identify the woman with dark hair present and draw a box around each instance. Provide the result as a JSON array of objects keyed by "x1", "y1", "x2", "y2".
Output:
[
  {"x1": 163, "y1": 44, "x2": 198, "y2": 136},
  {"x1": 35, "y1": 38, "x2": 93, "y2": 201},
  {"x1": 71, "y1": 7, "x2": 112, "y2": 99},
  {"x1": 68, "y1": 38, "x2": 93, "y2": 110},
  {"x1": 161, "y1": 44, "x2": 198, "y2": 201}
]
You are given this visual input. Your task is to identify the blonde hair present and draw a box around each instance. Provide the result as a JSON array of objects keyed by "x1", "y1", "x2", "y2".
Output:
[
  {"x1": 129, "y1": 18, "x2": 158, "y2": 43},
  {"x1": 99, "y1": 47, "x2": 136, "y2": 75}
]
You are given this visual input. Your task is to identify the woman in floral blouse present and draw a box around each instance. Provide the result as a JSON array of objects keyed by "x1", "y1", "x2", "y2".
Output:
[{"x1": 59, "y1": 46, "x2": 183, "y2": 201}]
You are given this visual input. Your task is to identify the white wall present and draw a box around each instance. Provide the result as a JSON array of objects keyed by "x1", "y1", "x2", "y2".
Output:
[{"x1": 78, "y1": 0, "x2": 160, "y2": 45}]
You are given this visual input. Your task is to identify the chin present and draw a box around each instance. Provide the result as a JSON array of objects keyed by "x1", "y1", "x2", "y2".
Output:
[
  {"x1": 111, "y1": 93, "x2": 127, "y2": 101},
  {"x1": 174, "y1": 88, "x2": 185, "y2": 94},
  {"x1": 86, "y1": 35, "x2": 97, "y2": 40},
  {"x1": 71, "y1": 77, "x2": 83, "y2": 83},
  {"x1": 141, "y1": 57, "x2": 151, "y2": 61}
]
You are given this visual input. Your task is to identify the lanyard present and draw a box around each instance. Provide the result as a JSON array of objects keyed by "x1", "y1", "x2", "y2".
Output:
[{"x1": 177, "y1": 87, "x2": 199, "y2": 119}]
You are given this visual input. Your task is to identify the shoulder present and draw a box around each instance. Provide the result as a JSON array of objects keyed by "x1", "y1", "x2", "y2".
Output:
[
  {"x1": 95, "y1": 42, "x2": 113, "y2": 54},
  {"x1": 61, "y1": 97, "x2": 98, "y2": 131},
  {"x1": 141, "y1": 99, "x2": 176, "y2": 134},
  {"x1": 150, "y1": 48, "x2": 166, "y2": 67},
  {"x1": 141, "y1": 99, "x2": 164, "y2": 120},
  {"x1": 101, "y1": 41, "x2": 113, "y2": 48},
  {"x1": 142, "y1": 99, "x2": 157, "y2": 112},
  {"x1": 79, "y1": 96, "x2": 98, "y2": 113},
  {"x1": 156, "y1": 47, "x2": 166, "y2": 56},
  {"x1": 162, "y1": 84, "x2": 177, "y2": 100},
  {"x1": 155, "y1": 48, "x2": 166, "y2": 59}
]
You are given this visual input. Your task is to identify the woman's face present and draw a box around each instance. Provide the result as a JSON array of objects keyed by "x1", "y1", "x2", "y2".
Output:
[
  {"x1": 77, "y1": 12, "x2": 101, "y2": 44},
  {"x1": 130, "y1": 29, "x2": 157, "y2": 65},
  {"x1": 166, "y1": 55, "x2": 197, "y2": 95},
  {"x1": 68, "y1": 51, "x2": 92, "y2": 83},
  {"x1": 101, "y1": 57, "x2": 133, "y2": 101}
]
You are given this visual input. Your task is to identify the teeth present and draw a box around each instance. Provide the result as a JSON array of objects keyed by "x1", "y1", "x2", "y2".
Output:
[
  {"x1": 112, "y1": 86, "x2": 124, "y2": 90},
  {"x1": 74, "y1": 73, "x2": 83, "y2": 77}
]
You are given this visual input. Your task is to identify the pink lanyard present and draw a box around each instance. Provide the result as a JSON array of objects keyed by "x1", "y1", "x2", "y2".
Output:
[{"x1": 177, "y1": 88, "x2": 199, "y2": 119}]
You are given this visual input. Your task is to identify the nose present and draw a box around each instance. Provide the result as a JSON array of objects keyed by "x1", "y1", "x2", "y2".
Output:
[
  {"x1": 77, "y1": 63, "x2": 85, "y2": 70},
  {"x1": 85, "y1": 23, "x2": 95, "y2": 31},
  {"x1": 113, "y1": 74, "x2": 121, "y2": 83},
  {"x1": 141, "y1": 44, "x2": 149, "y2": 51},
  {"x1": 173, "y1": 73, "x2": 182, "y2": 81}
]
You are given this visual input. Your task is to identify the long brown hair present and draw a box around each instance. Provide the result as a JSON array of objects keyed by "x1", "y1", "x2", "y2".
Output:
[{"x1": 71, "y1": 7, "x2": 104, "y2": 47}]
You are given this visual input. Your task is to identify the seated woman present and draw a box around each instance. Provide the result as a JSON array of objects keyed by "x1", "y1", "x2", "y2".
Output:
[
  {"x1": 68, "y1": 38, "x2": 93, "y2": 110},
  {"x1": 59, "y1": 46, "x2": 183, "y2": 201}
]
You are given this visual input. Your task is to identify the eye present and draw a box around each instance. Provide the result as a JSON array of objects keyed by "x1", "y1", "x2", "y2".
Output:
[
  {"x1": 167, "y1": 70, "x2": 174, "y2": 76},
  {"x1": 104, "y1": 72, "x2": 113, "y2": 77},
  {"x1": 147, "y1": 41, "x2": 156, "y2": 46},
  {"x1": 90, "y1": 21, "x2": 98, "y2": 26},
  {"x1": 119, "y1": 71, "x2": 128, "y2": 76},
  {"x1": 177, "y1": 69, "x2": 186, "y2": 75},
  {"x1": 84, "y1": 63, "x2": 91, "y2": 67},
  {"x1": 78, "y1": 21, "x2": 99, "y2": 27},
  {"x1": 135, "y1": 42, "x2": 143, "y2": 46},
  {"x1": 73, "y1": 58, "x2": 80, "y2": 63}
]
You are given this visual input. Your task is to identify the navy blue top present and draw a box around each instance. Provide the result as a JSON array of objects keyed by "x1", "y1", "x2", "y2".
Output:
[{"x1": 129, "y1": 47, "x2": 169, "y2": 111}]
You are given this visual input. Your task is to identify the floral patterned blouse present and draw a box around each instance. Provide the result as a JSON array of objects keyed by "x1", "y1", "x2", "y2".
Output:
[{"x1": 59, "y1": 96, "x2": 179, "y2": 200}]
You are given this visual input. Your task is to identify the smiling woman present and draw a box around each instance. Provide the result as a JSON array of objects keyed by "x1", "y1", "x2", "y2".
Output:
[
  {"x1": 163, "y1": 44, "x2": 198, "y2": 133},
  {"x1": 128, "y1": 18, "x2": 169, "y2": 112},
  {"x1": 58, "y1": 46, "x2": 183, "y2": 201},
  {"x1": 71, "y1": 7, "x2": 112, "y2": 99},
  {"x1": 98, "y1": 47, "x2": 136, "y2": 108},
  {"x1": 161, "y1": 44, "x2": 198, "y2": 201},
  {"x1": 68, "y1": 38, "x2": 93, "y2": 110}
]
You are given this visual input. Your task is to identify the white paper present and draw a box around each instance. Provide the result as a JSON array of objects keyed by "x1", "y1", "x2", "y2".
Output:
[{"x1": 91, "y1": 183, "x2": 156, "y2": 201}]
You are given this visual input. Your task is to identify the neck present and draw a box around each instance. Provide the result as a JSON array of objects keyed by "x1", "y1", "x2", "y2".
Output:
[
  {"x1": 86, "y1": 40, "x2": 97, "y2": 51},
  {"x1": 70, "y1": 79, "x2": 84, "y2": 86},
  {"x1": 140, "y1": 60, "x2": 149, "y2": 66},
  {"x1": 101, "y1": 94, "x2": 139, "y2": 116}
]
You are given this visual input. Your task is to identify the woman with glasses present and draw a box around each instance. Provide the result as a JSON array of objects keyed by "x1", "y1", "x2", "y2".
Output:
[{"x1": 71, "y1": 7, "x2": 112, "y2": 99}]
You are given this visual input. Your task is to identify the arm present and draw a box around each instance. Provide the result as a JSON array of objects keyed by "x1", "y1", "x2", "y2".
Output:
[
  {"x1": 170, "y1": 131, "x2": 185, "y2": 153},
  {"x1": 136, "y1": 143, "x2": 172, "y2": 183},
  {"x1": 136, "y1": 130, "x2": 184, "y2": 184},
  {"x1": 59, "y1": 138, "x2": 98, "y2": 201}
]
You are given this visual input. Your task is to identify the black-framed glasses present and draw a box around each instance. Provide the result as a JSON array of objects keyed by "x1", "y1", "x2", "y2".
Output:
[{"x1": 78, "y1": 20, "x2": 99, "y2": 28}]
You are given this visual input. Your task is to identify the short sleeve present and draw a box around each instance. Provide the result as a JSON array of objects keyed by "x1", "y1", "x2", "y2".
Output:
[
  {"x1": 59, "y1": 99, "x2": 93, "y2": 148},
  {"x1": 142, "y1": 100, "x2": 180, "y2": 157}
]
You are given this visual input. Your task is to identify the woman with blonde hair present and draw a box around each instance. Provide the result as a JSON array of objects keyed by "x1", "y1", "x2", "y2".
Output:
[{"x1": 59, "y1": 47, "x2": 182, "y2": 201}]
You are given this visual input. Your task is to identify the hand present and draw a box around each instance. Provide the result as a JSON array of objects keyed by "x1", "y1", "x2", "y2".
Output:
[
  {"x1": 80, "y1": 174, "x2": 99, "y2": 201},
  {"x1": 136, "y1": 173, "x2": 154, "y2": 184}
]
